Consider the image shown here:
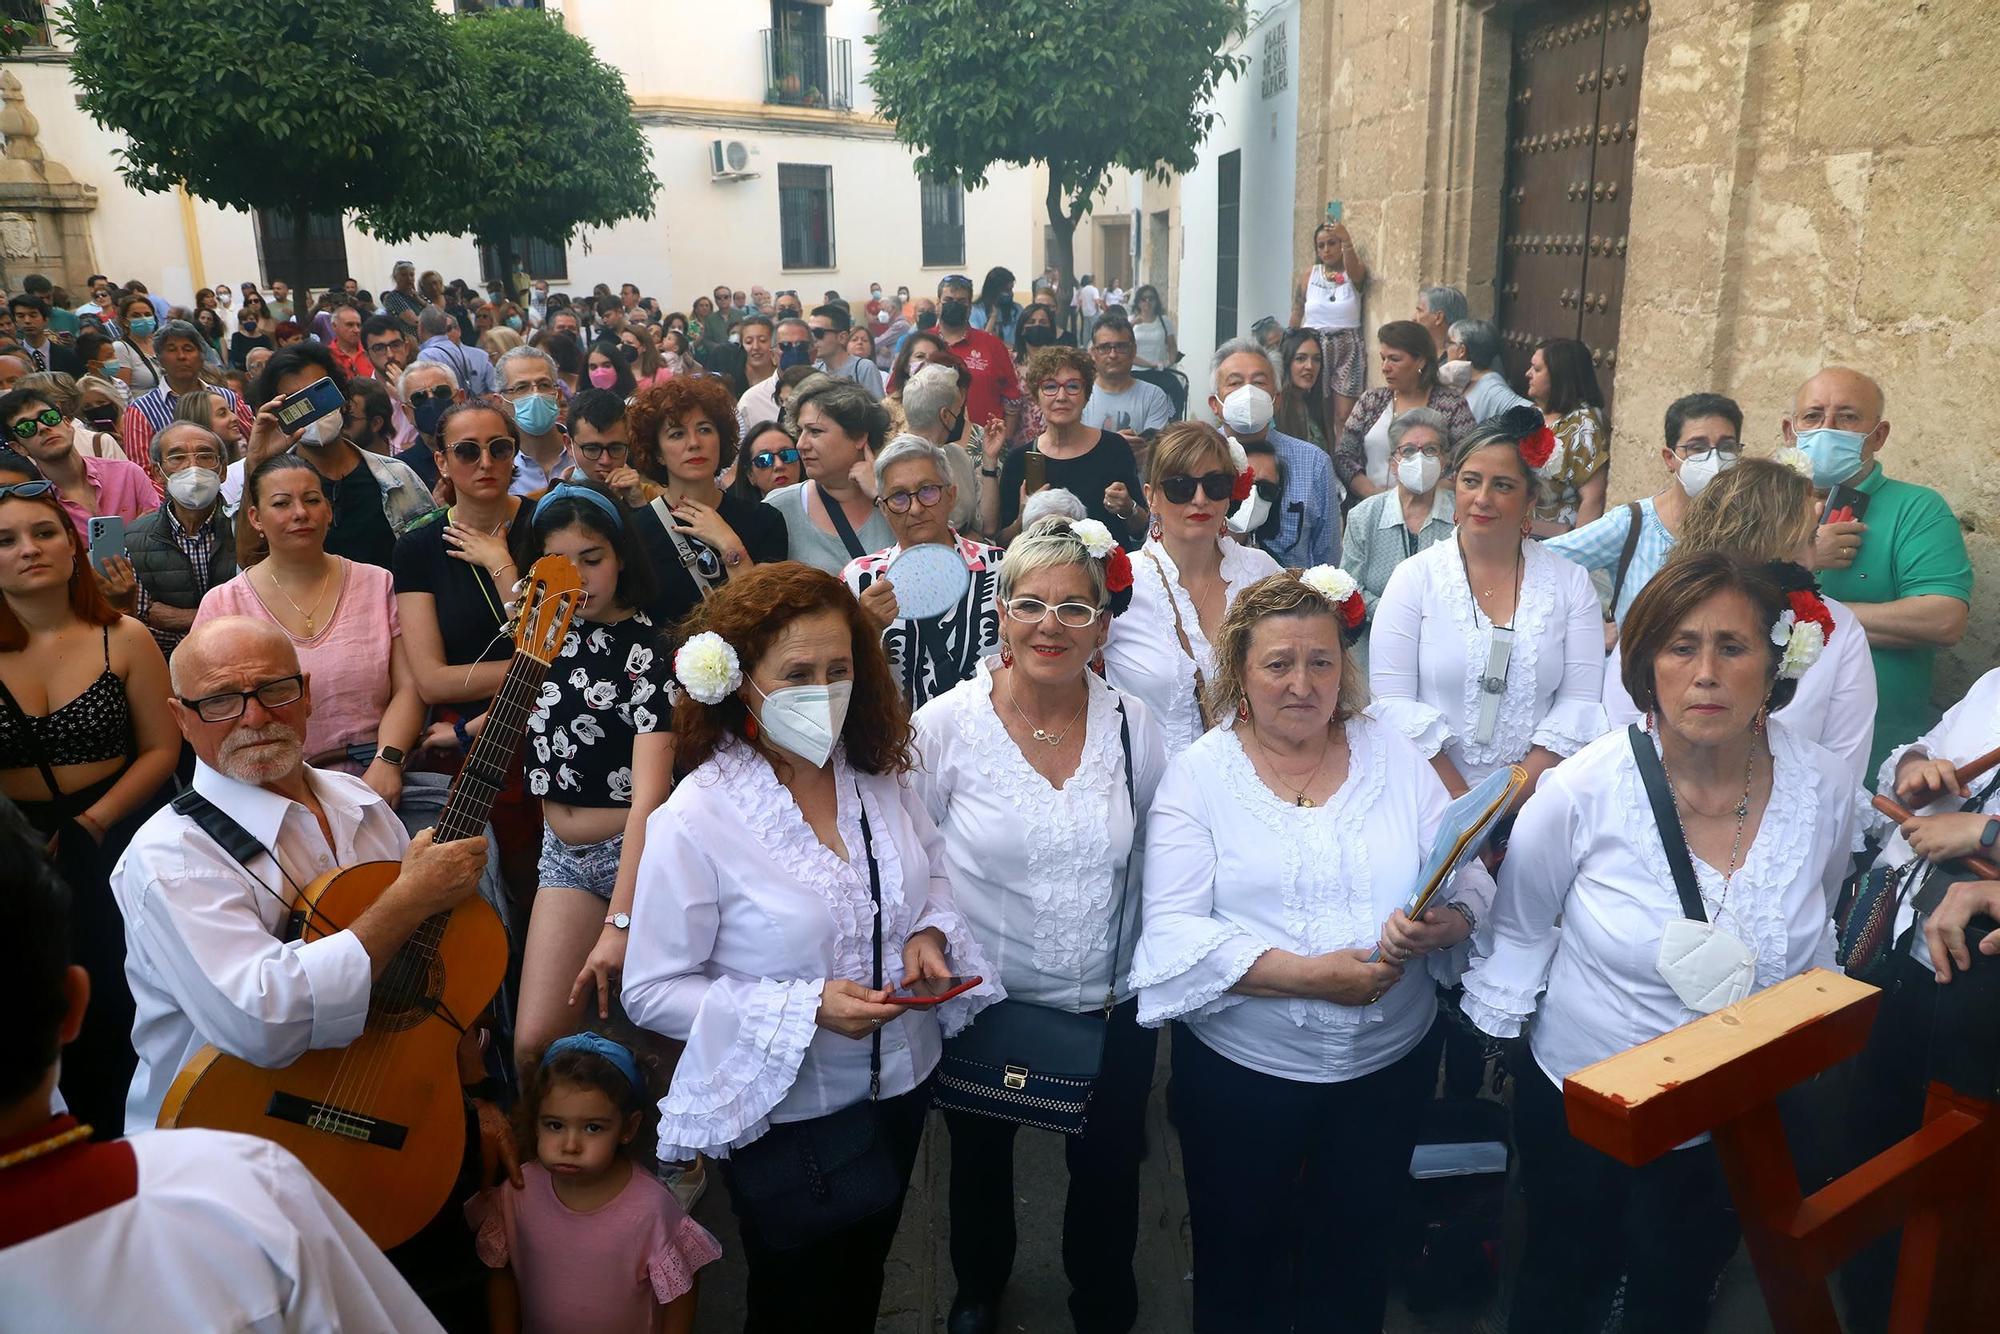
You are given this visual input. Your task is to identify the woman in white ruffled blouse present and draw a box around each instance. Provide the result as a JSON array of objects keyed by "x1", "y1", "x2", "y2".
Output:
[
  {"x1": 1462, "y1": 553, "x2": 1855, "y2": 1333},
  {"x1": 1129, "y1": 569, "x2": 1496, "y2": 1334},
  {"x1": 621, "y1": 562, "x2": 998, "y2": 1331},
  {"x1": 1103, "y1": 422, "x2": 1281, "y2": 758},
  {"x1": 1370, "y1": 408, "x2": 1606, "y2": 800},
  {"x1": 911, "y1": 517, "x2": 1167, "y2": 1334}
]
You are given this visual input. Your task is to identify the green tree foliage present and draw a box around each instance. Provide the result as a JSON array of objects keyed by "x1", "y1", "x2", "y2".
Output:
[
  {"x1": 64, "y1": 0, "x2": 482, "y2": 300},
  {"x1": 867, "y1": 0, "x2": 1246, "y2": 286},
  {"x1": 363, "y1": 7, "x2": 658, "y2": 255}
]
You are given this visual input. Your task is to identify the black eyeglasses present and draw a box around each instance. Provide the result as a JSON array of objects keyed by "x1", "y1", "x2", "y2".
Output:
[
  {"x1": 752, "y1": 447, "x2": 801, "y2": 469},
  {"x1": 178, "y1": 673, "x2": 305, "y2": 723},
  {"x1": 879, "y1": 483, "x2": 947, "y2": 513},
  {"x1": 1158, "y1": 472, "x2": 1237, "y2": 505},
  {"x1": 574, "y1": 441, "x2": 629, "y2": 462},
  {"x1": 6, "y1": 408, "x2": 62, "y2": 441},
  {"x1": 447, "y1": 439, "x2": 517, "y2": 464},
  {"x1": 410, "y1": 385, "x2": 455, "y2": 405},
  {"x1": 0, "y1": 480, "x2": 54, "y2": 501}
]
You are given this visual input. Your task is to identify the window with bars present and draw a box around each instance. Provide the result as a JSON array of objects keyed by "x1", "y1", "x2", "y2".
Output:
[
  {"x1": 479, "y1": 236, "x2": 568, "y2": 286},
  {"x1": 1214, "y1": 150, "x2": 1241, "y2": 346},
  {"x1": 254, "y1": 210, "x2": 350, "y2": 292},
  {"x1": 778, "y1": 164, "x2": 834, "y2": 270},
  {"x1": 919, "y1": 177, "x2": 964, "y2": 268}
]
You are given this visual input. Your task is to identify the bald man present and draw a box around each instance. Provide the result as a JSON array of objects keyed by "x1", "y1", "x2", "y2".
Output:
[
  {"x1": 1784, "y1": 367, "x2": 1970, "y2": 778},
  {"x1": 0, "y1": 352, "x2": 30, "y2": 393},
  {"x1": 111, "y1": 615, "x2": 489, "y2": 1134}
]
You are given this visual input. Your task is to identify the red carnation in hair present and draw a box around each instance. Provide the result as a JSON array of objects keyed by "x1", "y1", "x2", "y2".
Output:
[
  {"x1": 1787, "y1": 589, "x2": 1835, "y2": 641},
  {"x1": 1232, "y1": 468, "x2": 1254, "y2": 503},
  {"x1": 1105, "y1": 545, "x2": 1134, "y2": 594},
  {"x1": 1519, "y1": 424, "x2": 1557, "y2": 471},
  {"x1": 1340, "y1": 593, "x2": 1365, "y2": 630}
]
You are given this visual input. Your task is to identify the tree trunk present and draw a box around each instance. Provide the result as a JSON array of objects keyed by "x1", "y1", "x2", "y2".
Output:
[
  {"x1": 292, "y1": 208, "x2": 313, "y2": 342},
  {"x1": 1043, "y1": 174, "x2": 1082, "y2": 338}
]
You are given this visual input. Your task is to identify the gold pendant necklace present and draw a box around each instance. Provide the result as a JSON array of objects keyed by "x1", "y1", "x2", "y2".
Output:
[
  {"x1": 266, "y1": 561, "x2": 334, "y2": 636},
  {"x1": 1007, "y1": 676, "x2": 1088, "y2": 748},
  {"x1": 1253, "y1": 725, "x2": 1332, "y2": 807}
]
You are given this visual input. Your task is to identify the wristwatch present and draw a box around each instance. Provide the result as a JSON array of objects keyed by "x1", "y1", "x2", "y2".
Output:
[
  {"x1": 979, "y1": 465, "x2": 1001, "y2": 478},
  {"x1": 377, "y1": 745, "x2": 407, "y2": 769},
  {"x1": 604, "y1": 912, "x2": 631, "y2": 930},
  {"x1": 1981, "y1": 818, "x2": 2000, "y2": 852}
]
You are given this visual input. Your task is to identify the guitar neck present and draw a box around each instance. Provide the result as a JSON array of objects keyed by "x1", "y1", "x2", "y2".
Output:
[{"x1": 435, "y1": 652, "x2": 551, "y2": 845}]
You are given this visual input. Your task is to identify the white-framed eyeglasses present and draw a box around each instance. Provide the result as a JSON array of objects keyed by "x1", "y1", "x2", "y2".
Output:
[{"x1": 1003, "y1": 597, "x2": 1104, "y2": 628}]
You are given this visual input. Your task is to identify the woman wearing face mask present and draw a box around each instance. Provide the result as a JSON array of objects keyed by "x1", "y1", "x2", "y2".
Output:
[
  {"x1": 1334, "y1": 320, "x2": 1475, "y2": 501},
  {"x1": 1102, "y1": 422, "x2": 1281, "y2": 758},
  {"x1": 886, "y1": 330, "x2": 949, "y2": 397},
  {"x1": 1337, "y1": 409, "x2": 1456, "y2": 660},
  {"x1": 1548, "y1": 393, "x2": 1745, "y2": 635},
  {"x1": 1009, "y1": 306, "x2": 1061, "y2": 447},
  {"x1": 1272, "y1": 329, "x2": 1328, "y2": 451},
  {"x1": 229, "y1": 306, "x2": 274, "y2": 371},
  {"x1": 585, "y1": 336, "x2": 639, "y2": 401},
  {"x1": 73, "y1": 375, "x2": 132, "y2": 458},
  {"x1": 729, "y1": 421, "x2": 803, "y2": 502},
  {"x1": 76, "y1": 331, "x2": 130, "y2": 394},
  {"x1": 624, "y1": 562, "x2": 998, "y2": 1332},
  {"x1": 620, "y1": 325, "x2": 673, "y2": 388},
  {"x1": 1464, "y1": 552, "x2": 1852, "y2": 1334},
  {"x1": 112, "y1": 294, "x2": 164, "y2": 394},
  {"x1": 1369, "y1": 408, "x2": 1606, "y2": 803},
  {"x1": 1523, "y1": 336, "x2": 1610, "y2": 536}
]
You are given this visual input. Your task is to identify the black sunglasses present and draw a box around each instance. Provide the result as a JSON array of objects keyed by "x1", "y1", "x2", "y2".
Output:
[
  {"x1": 446, "y1": 439, "x2": 517, "y2": 464},
  {"x1": 410, "y1": 385, "x2": 455, "y2": 405},
  {"x1": 1158, "y1": 471, "x2": 1237, "y2": 505},
  {"x1": 752, "y1": 447, "x2": 801, "y2": 469},
  {"x1": 1253, "y1": 478, "x2": 1281, "y2": 502},
  {"x1": 6, "y1": 408, "x2": 62, "y2": 441},
  {"x1": 777, "y1": 340, "x2": 811, "y2": 354}
]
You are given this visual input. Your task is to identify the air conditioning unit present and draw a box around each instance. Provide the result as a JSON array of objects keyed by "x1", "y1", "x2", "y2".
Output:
[{"x1": 709, "y1": 139, "x2": 760, "y2": 181}]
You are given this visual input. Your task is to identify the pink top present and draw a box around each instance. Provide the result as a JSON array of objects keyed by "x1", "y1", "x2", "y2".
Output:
[
  {"x1": 191, "y1": 559, "x2": 400, "y2": 767},
  {"x1": 57, "y1": 455, "x2": 162, "y2": 538},
  {"x1": 467, "y1": 1162, "x2": 721, "y2": 1334}
]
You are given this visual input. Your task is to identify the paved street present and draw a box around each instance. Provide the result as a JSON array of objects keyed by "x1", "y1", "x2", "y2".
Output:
[{"x1": 688, "y1": 1032, "x2": 1778, "y2": 1333}]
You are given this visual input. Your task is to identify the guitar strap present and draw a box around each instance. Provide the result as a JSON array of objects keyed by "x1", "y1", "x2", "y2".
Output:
[{"x1": 170, "y1": 787, "x2": 312, "y2": 942}]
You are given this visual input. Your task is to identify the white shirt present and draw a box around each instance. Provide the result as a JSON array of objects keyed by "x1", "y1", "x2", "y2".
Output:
[
  {"x1": 1130, "y1": 716, "x2": 1496, "y2": 1082},
  {"x1": 1461, "y1": 722, "x2": 1853, "y2": 1090},
  {"x1": 1462, "y1": 370, "x2": 1536, "y2": 423},
  {"x1": 0, "y1": 1127, "x2": 442, "y2": 1333},
  {"x1": 1072, "y1": 284, "x2": 1103, "y2": 320},
  {"x1": 1103, "y1": 537, "x2": 1282, "y2": 758},
  {"x1": 1870, "y1": 665, "x2": 2000, "y2": 967},
  {"x1": 1370, "y1": 537, "x2": 1607, "y2": 784},
  {"x1": 1132, "y1": 317, "x2": 1174, "y2": 368},
  {"x1": 112, "y1": 763, "x2": 402, "y2": 1134},
  {"x1": 737, "y1": 374, "x2": 781, "y2": 436},
  {"x1": 1361, "y1": 404, "x2": 1396, "y2": 490},
  {"x1": 912, "y1": 664, "x2": 1169, "y2": 1011},
  {"x1": 621, "y1": 742, "x2": 1000, "y2": 1163},
  {"x1": 1301, "y1": 266, "x2": 1360, "y2": 330},
  {"x1": 1603, "y1": 595, "x2": 1877, "y2": 791}
]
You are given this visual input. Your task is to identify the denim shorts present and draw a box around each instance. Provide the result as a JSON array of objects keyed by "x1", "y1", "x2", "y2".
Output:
[{"x1": 537, "y1": 827, "x2": 625, "y2": 900}]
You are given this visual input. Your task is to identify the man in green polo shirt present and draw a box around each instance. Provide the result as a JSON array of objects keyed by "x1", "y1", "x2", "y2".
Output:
[{"x1": 1786, "y1": 367, "x2": 1971, "y2": 783}]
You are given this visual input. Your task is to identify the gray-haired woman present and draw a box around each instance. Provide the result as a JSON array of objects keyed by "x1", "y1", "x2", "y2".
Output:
[
  {"x1": 1338, "y1": 407, "x2": 1457, "y2": 656},
  {"x1": 766, "y1": 372, "x2": 895, "y2": 574},
  {"x1": 911, "y1": 517, "x2": 1168, "y2": 1334}
]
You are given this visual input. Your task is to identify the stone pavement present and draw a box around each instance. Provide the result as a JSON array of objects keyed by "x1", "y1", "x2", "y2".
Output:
[{"x1": 689, "y1": 1032, "x2": 1777, "y2": 1333}]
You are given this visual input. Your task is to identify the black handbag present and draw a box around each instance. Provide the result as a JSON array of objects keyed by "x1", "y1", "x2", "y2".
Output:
[
  {"x1": 1835, "y1": 767, "x2": 2000, "y2": 983},
  {"x1": 931, "y1": 702, "x2": 1138, "y2": 1135},
  {"x1": 723, "y1": 799, "x2": 905, "y2": 1251}
]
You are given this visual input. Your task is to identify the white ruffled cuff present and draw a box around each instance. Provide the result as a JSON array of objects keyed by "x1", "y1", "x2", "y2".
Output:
[
  {"x1": 1531, "y1": 699, "x2": 1609, "y2": 758},
  {"x1": 1129, "y1": 924, "x2": 1268, "y2": 1028},
  {"x1": 912, "y1": 905, "x2": 1006, "y2": 1038},
  {"x1": 1458, "y1": 987, "x2": 1532, "y2": 1039},
  {"x1": 1459, "y1": 954, "x2": 1549, "y2": 1038},
  {"x1": 655, "y1": 977, "x2": 823, "y2": 1163},
  {"x1": 1373, "y1": 698, "x2": 1451, "y2": 758}
]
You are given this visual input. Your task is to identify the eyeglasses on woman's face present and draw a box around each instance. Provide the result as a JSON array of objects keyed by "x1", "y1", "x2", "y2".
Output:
[
  {"x1": 178, "y1": 672, "x2": 305, "y2": 723},
  {"x1": 752, "y1": 447, "x2": 801, "y2": 470},
  {"x1": 1157, "y1": 471, "x2": 1237, "y2": 505},
  {"x1": 1003, "y1": 597, "x2": 1104, "y2": 628},
  {"x1": 878, "y1": 482, "x2": 947, "y2": 514},
  {"x1": 446, "y1": 438, "x2": 517, "y2": 465},
  {"x1": 1038, "y1": 378, "x2": 1086, "y2": 399},
  {"x1": 1391, "y1": 442, "x2": 1443, "y2": 462},
  {"x1": 1672, "y1": 439, "x2": 1742, "y2": 464}
]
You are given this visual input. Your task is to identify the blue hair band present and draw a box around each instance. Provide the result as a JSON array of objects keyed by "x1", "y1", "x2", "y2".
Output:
[
  {"x1": 533, "y1": 480, "x2": 623, "y2": 529},
  {"x1": 539, "y1": 1031, "x2": 643, "y2": 1094}
]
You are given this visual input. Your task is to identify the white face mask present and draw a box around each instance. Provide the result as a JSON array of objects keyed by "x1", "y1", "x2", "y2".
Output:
[
  {"x1": 1656, "y1": 918, "x2": 1755, "y2": 1015},
  {"x1": 300, "y1": 414, "x2": 341, "y2": 447},
  {"x1": 1396, "y1": 452, "x2": 1442, "y2": 495},
  {"x1": 1675, "y1": 449, "x2": 1733, "y2": 498},
  {"x1": 751, "y1": 680, "x2": 853, "y2": 770},
  {"x1": 1226, "y1": 487, "x2": 1272, "y2": 536},
  {"x1": 1218, "y1": 384, "x2": 1275, "y2": 436},
  {"x1": 166, "y1": 465, "x2": 222, "y2": 510}
]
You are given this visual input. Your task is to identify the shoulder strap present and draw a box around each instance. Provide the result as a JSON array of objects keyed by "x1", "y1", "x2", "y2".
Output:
[
  {"x1": 816, "y1": 483, "x2": 868, "y2": 561},
  {"x1": 1100, "y1": 698, "x2": 1140, "y2": 1016},
  {"x1": 651, "y1": 497, "x2": 717, "y2": 598},
  {"x1": 1627, "y1": 723, "x2": 1707, "y2": 923},
  {"x1": 856, "y1": 791, "x2": 883, "y2": 1099},
  {"x1": 1609, "y1": 501, "x2": 1644, "y2": 611},
  {"x1": 169, "y1": 788, "x2": 316, "y2": 942},
  {"x1": 1143, "y1": 549, "x2": 1211, "y2": 730},
  {"x1": 0, "y1": 676, "x2": 61, "y2": 799}
]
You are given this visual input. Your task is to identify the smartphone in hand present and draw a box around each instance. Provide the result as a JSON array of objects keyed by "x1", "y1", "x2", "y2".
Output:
[
  {"x1": 884, "y1": 976, "x2": 983, "y2": 1006},
  {"x1": 86, "y1": 515, "x2": 126, "y2": 575},
  {"x1": 1820, "y1": 483, "x2": 1872, "y2": 527},
  {"x1": 1023, "y1": 449, "x2": 1047, "y2": 495}
]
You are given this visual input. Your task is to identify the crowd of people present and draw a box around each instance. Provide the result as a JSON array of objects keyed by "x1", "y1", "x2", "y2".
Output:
[{"x1": 0, "y1": 239, "x2": 1990, "y2": 1334}]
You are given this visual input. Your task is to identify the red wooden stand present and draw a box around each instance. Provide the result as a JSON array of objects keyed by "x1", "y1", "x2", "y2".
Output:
[{"x1": 1562, "y1": 970, "x2": 2000, "y2": 1333}]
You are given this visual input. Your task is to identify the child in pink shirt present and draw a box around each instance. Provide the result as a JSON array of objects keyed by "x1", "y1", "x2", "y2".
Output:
[{"x1": 467, "y1": 1033, "x2": 720, "y2": 1334}]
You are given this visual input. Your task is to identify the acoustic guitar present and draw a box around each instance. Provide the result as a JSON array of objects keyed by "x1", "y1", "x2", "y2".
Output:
[{"x1": 157, "y1": 556, "x2": 584, "y2": 1247}]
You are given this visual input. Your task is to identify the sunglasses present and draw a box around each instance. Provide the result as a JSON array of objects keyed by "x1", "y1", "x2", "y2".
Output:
[
  {"x1": 446, "y1": 438, "x2": 518, "y2": 464},
  {"x1": 1253, "y1": 478, "x2": 1281, "y2": 502},
  {"x1": 1158, "y1": 471, "x2": 1238, "y2": 505},
  {"x1": 778, "y1": 340, "x2": 811, "y2": 354},
  {"x1": 879, "y1": 483, "x2": 946, "y2": 513},
  {"x1": 6, "y1": 408, "x2": 63, "y2": 441},
  {"x1": 409, "y1": 385, "x2": 455, "y2": 405},
  {"x1": 0, "y1": 480, "x2": 55, "y2": 501},
  {"x1": 752, "y1": 447, "x2": 801, "y2": 469}
]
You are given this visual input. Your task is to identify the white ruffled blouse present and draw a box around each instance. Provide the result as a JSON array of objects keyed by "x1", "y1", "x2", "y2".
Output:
[
  {"x1": 1128, "y1": 714, "x2": 1497, "y2": 1083},
  {"x1": 621, "y1": 741, "x2": 1000, "y2": 1163},
  {"x1": 911, "y1": 660, "x2": 1169, "y2": 1012},
  {"x1": 1103, "y1": 536, "x2": 1281, "y2": 758},
  {"x1": 1369, "y1": 536, "x2": 1607, "y2": 783},
  {"x1": 1461, "y1": 720, "x2": 1854, "y2": 1091}
]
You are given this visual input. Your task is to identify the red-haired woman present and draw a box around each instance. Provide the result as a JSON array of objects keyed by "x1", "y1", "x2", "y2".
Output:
[
  {"x1": 0, "y1": 468, "x2": 178, "y2": 1132},
  {"x1": 623, "y1": 562, "x2": 997, "y2": 1331},
  {"x1": 626, "y1": 377, "x2": 788, "y2": 623}
]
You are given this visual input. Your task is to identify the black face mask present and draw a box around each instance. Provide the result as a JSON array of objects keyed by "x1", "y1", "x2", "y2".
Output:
[
  {"x1": 82, "y1": 404, "x2": 121, "y2": 431},
  {"x1": 778, "y1": 340, "x2": 812, "y2": 370},
  {"x1": 939, "y1": 298, "x2": 970, "y2": 327},
  {"x1": 1021, "y1": 324, "x2": 1056, "y2": 348},
  {"x1": 944, "y1": 409, "x2": 966, "y2": 443},
  {"x1": 915, "y1": 312, "x2": 938, "y2": 332}
]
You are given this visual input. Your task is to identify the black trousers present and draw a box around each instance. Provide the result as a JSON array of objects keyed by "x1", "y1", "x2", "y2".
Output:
[
  {"x1": 723, "y1": 1082, "x2": 932, "y2": 1334},
  {"x1": 943, "y1": 999, "x2": 1158, "y2": 1334},
  {"x1": 1508, "y1": 1061, "x2": 1739, "y2": 1334},
  {"x1": 1172, "y1": 1019, "x2": 1441, "y2": 1334}
]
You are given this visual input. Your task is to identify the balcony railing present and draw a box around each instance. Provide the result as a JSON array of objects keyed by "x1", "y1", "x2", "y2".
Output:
[{"x1": 762, "y1": 29, "x2": 852, "y2": 112}]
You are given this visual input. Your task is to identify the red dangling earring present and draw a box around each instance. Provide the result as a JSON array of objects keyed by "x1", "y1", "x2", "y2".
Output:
[
  {"x1": 744, "y1": 712, "x2": 759, "y2": 740},
  {"x1": 1753, "y1": 707, "x2": 1767, "y2": 736},
  {"x1": 1149, "y1": 515, "x2": 1163, "y2": 542},
  {"x1": 1236, "y1": 698, "x2": 1250, "y2": 721},
  {"x1": 1000, "y1": 647, "x2": 1013, "y2": 668}
]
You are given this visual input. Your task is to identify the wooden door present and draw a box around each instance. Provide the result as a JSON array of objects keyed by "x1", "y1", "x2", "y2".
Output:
[{"x1": 1495, "y1": 0, "x2": 1650, "y2": 419}]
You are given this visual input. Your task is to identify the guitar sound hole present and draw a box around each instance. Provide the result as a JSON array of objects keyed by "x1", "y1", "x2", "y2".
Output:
[{"x1": 369, "y1": 946, "x2": 446, "y2": 1031}]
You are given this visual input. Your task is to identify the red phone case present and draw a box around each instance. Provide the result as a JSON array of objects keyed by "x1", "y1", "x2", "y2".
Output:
[{"x1": 884, "y1": 975, "x2": 983, "y2": 1006}]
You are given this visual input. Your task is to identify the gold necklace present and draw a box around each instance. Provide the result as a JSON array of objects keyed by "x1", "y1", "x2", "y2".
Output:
[
  {"x1": 264, "y1": 559, "x2": 335, "y2": 636},
  {"x1": 0, "y1": 1121, "x2": 93, "y2": 1170},
  {"x1": 1007, "y1": 674, "x2": 1088, "y2": 748},
  {"x1": 1252, "y1": 725, "x2": 1334, "y2": 808}
]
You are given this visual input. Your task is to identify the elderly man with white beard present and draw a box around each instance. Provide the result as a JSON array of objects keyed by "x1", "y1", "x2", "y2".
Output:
[{"x1": 110, "y1": 615, "x2": 488, "y2": 1135}]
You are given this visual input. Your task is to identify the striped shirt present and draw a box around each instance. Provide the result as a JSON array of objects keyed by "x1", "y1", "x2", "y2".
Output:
[
  {"x1": 1543, "y1": 494, "x2": 1677, "y2": 626},
  {"x1": 120, "y1": 383, "x2": 255, "y2": 466}
]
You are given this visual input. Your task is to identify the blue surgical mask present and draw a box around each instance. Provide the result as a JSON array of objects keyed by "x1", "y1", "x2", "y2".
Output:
[
  {"x1": 513, "y1": 392, "x2": 559, "y2": 436},
  {"x1": 505, "y1": 315, "x2": 523, "y2": 331},
  {"x1": 127, "y1": 316, "x2": 157, "y2": 337},
  {"x1": 1794, "y1": 426, "x2": 1869, "y2": 489}
]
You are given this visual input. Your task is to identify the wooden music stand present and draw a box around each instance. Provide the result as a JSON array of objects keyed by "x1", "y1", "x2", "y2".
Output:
[{"x1": 1563, "y1": 969, "x2": 2000, "y2": 1333}]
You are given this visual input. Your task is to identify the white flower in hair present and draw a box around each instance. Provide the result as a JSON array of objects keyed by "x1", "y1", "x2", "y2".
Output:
[
  {"x1": 1069, "y1": 518, "x2": 1117, "y2": 559},
  {"x1": 1226, "y1": 436, "x2": 1249, "y2": 475},
  {"x1": 1299, "y1": 564, "x2": 1359, "y2": 606},
  {"x1": 1772, "y1": 447, "x2": 1814, "y2": 480},
  {"x1": 1770, "y1": 609, "x2": 1827, "y2": 679},
  {"x1": 674, "y1": 631, "x2": 742, "y2": 705}
]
